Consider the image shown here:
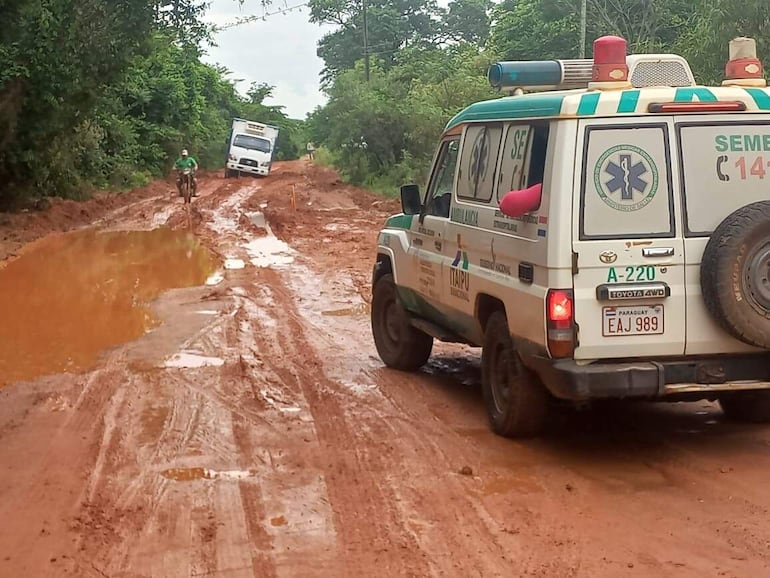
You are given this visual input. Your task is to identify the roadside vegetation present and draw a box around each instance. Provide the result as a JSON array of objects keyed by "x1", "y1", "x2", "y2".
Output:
[
  {"x1": 0, "y1": 0, "x2": 301, "y2": 207},
  {"x1": 306, "y1": 0, "x2": 770, "y2": 195}
]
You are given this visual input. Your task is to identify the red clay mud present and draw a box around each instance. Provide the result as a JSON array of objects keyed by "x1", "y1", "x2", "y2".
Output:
[{"x1": 0, "y1": 161, "x2": 769, "y2": 578}]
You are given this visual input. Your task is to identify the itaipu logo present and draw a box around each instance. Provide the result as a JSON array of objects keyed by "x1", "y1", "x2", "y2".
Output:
[
  {"x1": 594, "y1": 145, "x2": 658, "y2": 212},
  {"x1": 452, "y1": 233, "x2": 469, "y2": 271}
]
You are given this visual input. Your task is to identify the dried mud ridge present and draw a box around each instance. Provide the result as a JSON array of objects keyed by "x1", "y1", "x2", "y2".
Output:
[{"x1": 1, "y1": 161, "x2": 769, "y2": 578}]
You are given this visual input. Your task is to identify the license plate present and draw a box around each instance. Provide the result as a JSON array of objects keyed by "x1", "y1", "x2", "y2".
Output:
[{"x1": 602, "y1": 305, "x2": 664, "y2": 337}]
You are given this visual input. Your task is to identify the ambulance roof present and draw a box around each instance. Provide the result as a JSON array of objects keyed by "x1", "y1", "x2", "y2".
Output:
[{"x1": 445, "y1": 85, "x2": 770, "y2": 132}]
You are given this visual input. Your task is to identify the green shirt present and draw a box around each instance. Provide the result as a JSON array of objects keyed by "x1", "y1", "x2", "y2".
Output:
[{"x1": 174, "y1": 157, "x2": 198, "y2": 170}]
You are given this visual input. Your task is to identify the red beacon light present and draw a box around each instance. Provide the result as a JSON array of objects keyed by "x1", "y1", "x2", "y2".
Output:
[
  {"x1": 723, "y1": 37, "x2": 766, "y2": 87},
  {"x1": 589, "y1": 35, "x2": 632, "y2": 91}
]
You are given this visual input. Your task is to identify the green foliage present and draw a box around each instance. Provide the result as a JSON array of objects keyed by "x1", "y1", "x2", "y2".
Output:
[
  {"x1": 239, "y1": 82, "x2": 302, "y2": 161},
  {"x1": 676, "y1": 0, "x2": 770, "y2": 85},
  {"x1": 0, "y1": 0, "x2": 302, "y2": 205},
  {"x1": 308, "y1": 45, "x2": 496, "y2": 191},
  {"x1": 309, "y1": 0, "x2": 442, "y2": 83},
  {"x1": 312, "y1": 0, "x2": 770, "y2": 196},
  {"x1": 306, "y1": 0, "x2": 497, "y2": 191},
  {"x1": 488, "y1": 0, "x2": 696, "y2": 60},
  {"x1": 0, "y1": 0, "x2": 156, "y2": 202}
]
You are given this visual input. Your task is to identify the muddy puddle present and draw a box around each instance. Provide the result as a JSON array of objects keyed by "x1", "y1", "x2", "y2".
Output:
[
  {"x1": 161, "y1": 467, "x2": 257, "y2": 482},
  {"x1": 0, "y1": 228, "x2": 218, "y2": 386},
  {"x1": 322, "y1": 303, "x2": 370, "y2": 317}
]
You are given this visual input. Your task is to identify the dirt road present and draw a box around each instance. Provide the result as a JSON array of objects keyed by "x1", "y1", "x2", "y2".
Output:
[{"x1": 1, "y1": 160, "x2": 770, "y2": 578}]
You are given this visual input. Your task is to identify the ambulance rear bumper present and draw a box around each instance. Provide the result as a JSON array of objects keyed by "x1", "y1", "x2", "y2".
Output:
[{"x1": 527, "y1": 354, "x2": 770, "y2": 401}]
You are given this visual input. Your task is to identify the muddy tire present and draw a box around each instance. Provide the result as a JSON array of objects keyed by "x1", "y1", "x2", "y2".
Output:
[
  {"x1": 720, "y1": 391, "x2": 770, "y2": 423},
  {"x1": 481, "y1": 311, "x2": 549, "y2": 438},
  {"x1": 371, "y1": 274, "x2": 433, "y2": 370},
  {"x1": 182, "y1": 175, "x2": 192, "y2": 204},
  {"x1": 701, "y1": 201, "x2": 770, "y2": 348}
]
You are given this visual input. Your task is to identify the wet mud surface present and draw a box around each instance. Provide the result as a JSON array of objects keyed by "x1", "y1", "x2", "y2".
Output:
[
  {"x1": 0, "y1": 161, "x2": 769, "y2": 577},
  {"x1": 0, "y1": 228, "x2": 217, "y2": 385}
]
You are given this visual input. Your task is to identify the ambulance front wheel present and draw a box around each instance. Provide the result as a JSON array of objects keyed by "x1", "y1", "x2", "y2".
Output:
[{"x1": 371, "y1": 274, "x2": 433, "y2": 371}]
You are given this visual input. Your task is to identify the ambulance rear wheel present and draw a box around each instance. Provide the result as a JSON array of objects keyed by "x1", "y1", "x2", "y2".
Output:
[
  {"x1": 481, "y1": 311, "x2": 549, "y2": 438},
  {"x1": 371, "y1": 274, "x2": 433, "y2": 370},
  {"x1": 720, "y1": 391, "x2": 770, "y2": 423},
  {"x1": 701, "y1": 201, "x2": 770, "y2": 348}
]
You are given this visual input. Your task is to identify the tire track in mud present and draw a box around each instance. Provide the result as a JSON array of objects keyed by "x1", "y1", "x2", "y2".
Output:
[
  {"x1": 47, "y1": 181, "x2": 280, "y2": 577},
  {"x1": 247, "y1": 268, "x2": 430, "y2": 576},
  {"x1": 247, "y1": 168, "x2": 766, "y2": 577},
  {"x1": 65, "y1": 179, "x2": 333, "y2": 577},
  {"x1": 224, "y1": 175, "x2": 584, "y2": 576},
  {"x1": 194, "y1": 180, "x2": 432, "y2": 574},
  {"x1": 274, "y1": 261, "x2": 584, "y2": 577}
]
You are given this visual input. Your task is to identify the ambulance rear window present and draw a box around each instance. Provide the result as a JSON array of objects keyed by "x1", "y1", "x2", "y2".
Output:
[{"x1": 580, "y1": 124, "x2": 674, "y2": 240}]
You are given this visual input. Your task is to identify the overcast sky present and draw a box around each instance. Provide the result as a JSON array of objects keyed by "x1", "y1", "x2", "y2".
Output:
[
  {"x1": 202, "y1": 0, "x2": 452, "y2": 120},
  {"x1": 202, "y1": 0, "x2": 333, "y2": 119}
]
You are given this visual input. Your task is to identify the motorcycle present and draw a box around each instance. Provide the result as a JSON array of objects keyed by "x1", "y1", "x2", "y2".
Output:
[{"x1": 179, "y1": 169, "x2": 194, "y2": 204}]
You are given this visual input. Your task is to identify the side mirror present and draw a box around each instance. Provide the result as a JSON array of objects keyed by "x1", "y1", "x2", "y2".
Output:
[
  {"x1": 499, "y1": 183, "x2": 543, "y2": 218},
  {"x1": 400, "y1": 184, "x2": 422, "y2": 215}
]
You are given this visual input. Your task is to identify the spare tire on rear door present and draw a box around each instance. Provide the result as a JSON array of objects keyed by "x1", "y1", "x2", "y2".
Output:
[{"x1": 701, "y1": 201, "x2": 770, "y2": 349}]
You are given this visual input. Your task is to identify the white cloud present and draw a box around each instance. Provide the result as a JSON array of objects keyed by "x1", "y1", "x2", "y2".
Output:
[
  {"x1": 202, "y1": 0, "x2": 456, "y2": 119},
  {"x1": 202, "y1": 0, "x2": 332, "y2": 119}
]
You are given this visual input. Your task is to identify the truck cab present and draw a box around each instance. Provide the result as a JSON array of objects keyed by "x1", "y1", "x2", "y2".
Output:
[{"x1": 225, "y1": 118, "x2": 280, "y2": 178}]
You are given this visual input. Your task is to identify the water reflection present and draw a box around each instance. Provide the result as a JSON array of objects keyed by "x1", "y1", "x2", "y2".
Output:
[{"x1": 0, "y1": 228, "x2": 218, "y2": 385}]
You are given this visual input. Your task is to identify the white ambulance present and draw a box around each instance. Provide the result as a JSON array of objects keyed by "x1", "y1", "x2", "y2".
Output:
[
  {"x1": 225, "y1": 118, "x2": 279, "y2": 177},
  {"x1": 371, "y1": 35, "x2": 770, "y2": 437}
]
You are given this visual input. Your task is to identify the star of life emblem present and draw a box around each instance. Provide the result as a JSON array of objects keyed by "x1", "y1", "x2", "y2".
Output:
[{"x1": 594, "y1": 145, "x2": 659, "y2": 212}]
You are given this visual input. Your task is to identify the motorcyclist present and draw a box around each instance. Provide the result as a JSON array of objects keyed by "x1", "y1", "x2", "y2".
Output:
[{"x1": 174, "y1": 149, "x2": 199, "y2": 197}]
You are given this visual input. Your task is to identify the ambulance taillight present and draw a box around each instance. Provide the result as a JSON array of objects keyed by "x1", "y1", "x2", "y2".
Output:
[{"x1": 546, "y1": 289, "x2": 575, "y2": 358}]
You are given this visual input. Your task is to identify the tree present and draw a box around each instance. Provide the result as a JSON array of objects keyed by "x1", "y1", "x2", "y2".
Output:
[
  {"x1": 155, "y1": 0, "x2": 211, "y2": 44},
  {"x1": 438, "y1": 0, "x2": 493, "y2": 46},
  {"x1": 487, "y1": 0, "x2": 579, "y2": 60},
  {"x1": 676, "y1": 0, "x2": 770, "y2": 85},
  {"x1": 0, "y1": 0, "x2": 156, "y2": 201},
  {"x1": 0, "y1": 0, "x2": 302, "y2": 204},
  {"x1": 488, "y1": 0, "x2": 695, "y2": 61},
  {"x1": 314, "y1": 0, "x2": 442, "y2": 82},
  {"x1": 307, "y1": 45, "x2": 495, "y2": 191}
]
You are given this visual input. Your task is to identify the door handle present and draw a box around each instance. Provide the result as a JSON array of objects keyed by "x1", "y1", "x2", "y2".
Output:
[{"x1": 642, "y1": 247, "x2": 674, "y2": 258}]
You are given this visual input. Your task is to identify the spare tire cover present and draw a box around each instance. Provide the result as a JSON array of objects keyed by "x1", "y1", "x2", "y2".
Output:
[{"x1": 701, "y1": 201, "x2": 770, "y2": 349}]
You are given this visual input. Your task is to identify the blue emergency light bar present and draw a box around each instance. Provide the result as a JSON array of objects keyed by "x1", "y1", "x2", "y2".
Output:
[{"x1": 488, "y1": 59, "x2": 594, "y2": 92}]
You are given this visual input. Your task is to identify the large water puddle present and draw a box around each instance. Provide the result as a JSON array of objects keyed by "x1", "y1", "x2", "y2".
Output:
[{"x1": 0, "y1": 228, "x2": 218, "y2": 386}]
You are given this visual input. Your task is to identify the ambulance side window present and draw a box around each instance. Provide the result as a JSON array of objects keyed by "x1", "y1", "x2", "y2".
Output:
[
  {"x1": 425, "y1": 138, "x2": 460, "y2": 218},
  {"x1": 580, "y1": 124, "x2": 674, "y2": 240},
  {"x1": 496, "y1": 122, "x2": 550, "y2": 202},
  {"x1": 457, "y1": 124, "x2": 504, "y2": 203},
  {"x1": 679, "y1": 122, "x2": 770, "y2": 235}
]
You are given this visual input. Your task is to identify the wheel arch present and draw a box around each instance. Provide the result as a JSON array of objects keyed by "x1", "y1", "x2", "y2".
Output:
[
  {"x1": 373, "y1": 249, "x2": 397, "y2": 287},
  {"x1": 476, "y1": 293, "x2": 507, "y2": 335}
]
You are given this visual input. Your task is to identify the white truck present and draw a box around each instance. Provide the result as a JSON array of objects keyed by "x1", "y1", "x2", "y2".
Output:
[{"x1": 225, "y1": 118, "x2": 279, "y2": 178}]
